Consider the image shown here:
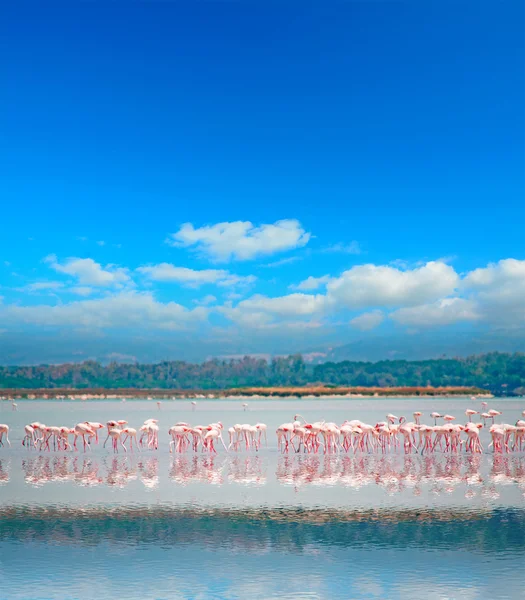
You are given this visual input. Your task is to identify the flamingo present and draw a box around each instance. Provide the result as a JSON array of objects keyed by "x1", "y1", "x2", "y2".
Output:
[
  {"x1": 121, "y1": 427, "x2": 139, "y2": 451},
  {"x1": 85, "y1": 422, "x2": 104, "y2": 443},
  {"x1": 143, "y1": 423, "x2": 159, "y2": 450},
  {"x1": 0, "y1": 424, "x2": 11, "y2": 447},
  {"x1": 203, "y1": 428, "x2": 228, "y2": 453},
  {"x1": 168, "y1": 425, "x2": 189, "y2": 453},
  {"x1": 488, "y1": 409, "x2": 502, "y2": 424},
  {"x1": 481, "y1": 412, "x2": 491, "y2": 425},
  {"x1": 255, "y1": 423, "x2": 268, "y2": 446},
  {"x1": 74, "y1": 423, "x2": 95, "y2": 452},
  {"x1": 39, "y1": 426, "x2": 61, "y2": 451},
  {"x1": 465, "y1": 409, "x2": 478, "y2": 422},
  {"x1": 108, "y1": 427, "x2": 127, "y2": 453},
  {"x1": 430, "y1": 412, "x2": 443, "y2": 425},
  {"x1": 22, "y1": 425, "x2": 37, "y2": 448},
  {"x1": 29, "y1": 422, "x2": 45, "y2": 441},
  {"x1": 191, "y1": 401, "x2": 197, "y2": 411},
  {"x1": 277, "y1": 423, "x2": 294, "y2": 453},
  {"x1": 103, "y1": 421, "x2": 120, "y2": 448},
  {"x1": 386, "y1": 414, "x2": 398, "y2": 425},
  {"x1": 464, "y1": 423, "x2": 483, "y2": 453},
  {"x1": 227, "y1": 427, "x2": 236, "y2": 450},
  {"x1": 242, "y1": 403, "x2": 248, "y2": 411},
  {"x1": 58, "y1": 426, "x2": 73, "y2": 450}
]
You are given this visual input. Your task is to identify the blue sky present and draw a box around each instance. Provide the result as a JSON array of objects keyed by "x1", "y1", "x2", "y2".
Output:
[{"x1": 0, "y1": 1, "x2": 524, "y2": 364}]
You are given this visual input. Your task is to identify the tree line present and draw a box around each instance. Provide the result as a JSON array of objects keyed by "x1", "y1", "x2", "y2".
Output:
[{"x1": 0, "y1": 352, "x2": 524, "y2": 395}]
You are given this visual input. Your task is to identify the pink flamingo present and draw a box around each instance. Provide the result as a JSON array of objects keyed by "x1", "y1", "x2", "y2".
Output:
[
  {"x1": 40, "y1": 426, "x2": 61, "y2": 451},
  {"x1": 420, "y1": 425, "x2": 434, "y2": 455},
  {"x1": 227, "y1": 427, "x2": 236, "y2": 450},
  {"x1": 85, "y1": 422, "x2": 104, "y2": 443},
  {"x1": 121, "y1": 427, "x2": 139, "y2": 451},
  {"x1": 22, "y1": 425, "x2": 37, "y2": 448},
  {"x1": 277, "y1": 423, "x2": 294, "y2": 453},
  {"x1": 487, "y1": 409, "x2": 502, "y2": 424},
  {"x1": 74, "y1": 423, "x2": 95, "y2": 452},
  {"x1": 168, "y1": 425, "x2": 189, "y2": 453},
  {"x1": 465, "y1": 409, "x2": 478, "y2": 422},
  {"x1": 30, "y1": 422, "x2": 46, "y2": 443},
  {"x1": 103, "y1": 421, "x2": 120, "y2": 448},
  {"x1": 430, "y1": 412, "x2": 443, "y2": 426},
  {"x1": 481, "y1": 412, "x2": 491, "y2": 425},
  {"x1": 203, "y1": 428, "x2": 227, "y2": 453},
  {"x1": 58, "y1": 426, "x2": 73, "y2": 450},
  {"x1": 0, "y1": 424, "x2": 11, "y2": 448},
  {"x1": 464, "y1": 423, "x2": 483, "y2": 453},
  {"x1": 255, "y1": 423, "x2": 268, "y2": 447},
  {"x1": 488, "y1": 425, "x2": 509, "y2": 453},
  {"x1": 399, "y1": 421, "x2": 416, "y2": 454},
  {"x1": 108, "y1": 427, "x2": 127, "y2": 453}
]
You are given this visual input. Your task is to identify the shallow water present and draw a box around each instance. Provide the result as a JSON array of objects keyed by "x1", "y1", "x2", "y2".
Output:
[{"x1": 0, "y1": 398, "x2": 524, "y2": 599}]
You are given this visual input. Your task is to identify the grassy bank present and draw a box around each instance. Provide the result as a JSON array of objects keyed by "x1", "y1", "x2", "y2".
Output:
[{"x1": 0, "y1": 385, "x2": 489, "y2": 400}]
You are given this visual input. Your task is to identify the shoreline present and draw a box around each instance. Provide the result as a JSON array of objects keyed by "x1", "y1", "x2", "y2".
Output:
[{"x1": 0, "y1": 386, "x2": 492, "y2": 400}]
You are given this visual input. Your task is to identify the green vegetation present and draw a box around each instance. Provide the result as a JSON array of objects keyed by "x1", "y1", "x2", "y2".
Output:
[{"x1": 0, "y1": 352, "x2": 524, "y2": 395}]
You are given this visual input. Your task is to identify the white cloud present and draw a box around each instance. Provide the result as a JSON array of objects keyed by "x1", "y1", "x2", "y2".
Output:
[
  {"x1": 264, "y1": 256, "x2": 302, "y2": 268},
  {"x1": 390, "y1": 298, "x2": 480, "y2": 326},
  {"x1": 225, "y1": 292, "x2": 243, "y2": 301},
  {"x1": 291, "y1": 275, "x2": 332, "y2": 291},
  {"x1": 220, "y1": 293, "x2": 327, "y2": 329},
  {"x1": 327, "y1": 261, "x2": 459, "y2": 309},
  {"x1": 2, "y1": 291, "x2": 208, "y2": 331},
  {"x1": 323, "y1": 241, "x2": 362, "y2": 255},
  {"x1": 137, "y1": 263, "x2": 255, "y2": 288},
  {"x1": 233, "y1": 293, "x2": 327, "y2": 318},
  {"x1": 96, "y1": 241, "x2": 105, "y2": 246},
  {"x1": 462, "y1": 258, "x2": 525, "y2": 325},
  {"x1": 193, "y1": 295, "x2": 217, "y2": 306},
  {"x1": 167, "y1": 219, "x2": 310, "y2": 261},
  {"x1": 69, "y1": 286, "x2": 94, "y2": 296},
  {"x1": 350, "y1": 310, "x2": 384, "y2": 331},
  {"x1": 26, "y1": 281, "x2": 65, "y2": 292},
  {"x1": 463, "y1": 258, "x2": 525, "y2": 292},
  {"x1": 45, "y1": 255, "x2": 131, "y2": 287}
]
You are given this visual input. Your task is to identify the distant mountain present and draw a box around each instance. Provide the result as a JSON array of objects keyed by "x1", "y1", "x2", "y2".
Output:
[{"x1": 310, "y1": 331, "x2": 525, "y2": 364}]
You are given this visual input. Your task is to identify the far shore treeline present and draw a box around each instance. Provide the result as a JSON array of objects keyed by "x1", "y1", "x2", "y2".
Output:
[{"x1": 0, "y1": 352, "x2": 524, "y2": 396}]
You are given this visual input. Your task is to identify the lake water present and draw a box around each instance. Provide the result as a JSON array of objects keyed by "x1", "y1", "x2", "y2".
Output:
[{"x1": 0, "y1": 398, "x2": 524, "y2": 599}]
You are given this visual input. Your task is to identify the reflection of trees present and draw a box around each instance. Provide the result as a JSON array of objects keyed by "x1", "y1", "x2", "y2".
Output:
[{"x1": 0, "y1": 506, "x2": 524, "y2": 554}]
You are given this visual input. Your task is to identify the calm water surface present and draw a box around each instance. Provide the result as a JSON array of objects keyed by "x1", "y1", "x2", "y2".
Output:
[{"x1": 0, "y1": 398, "x2": 524, "y2": 599}]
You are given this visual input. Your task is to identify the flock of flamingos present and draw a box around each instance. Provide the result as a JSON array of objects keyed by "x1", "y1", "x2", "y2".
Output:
[{"x1": 1, "y1": 401, "x2": 525, "y2": 455}]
